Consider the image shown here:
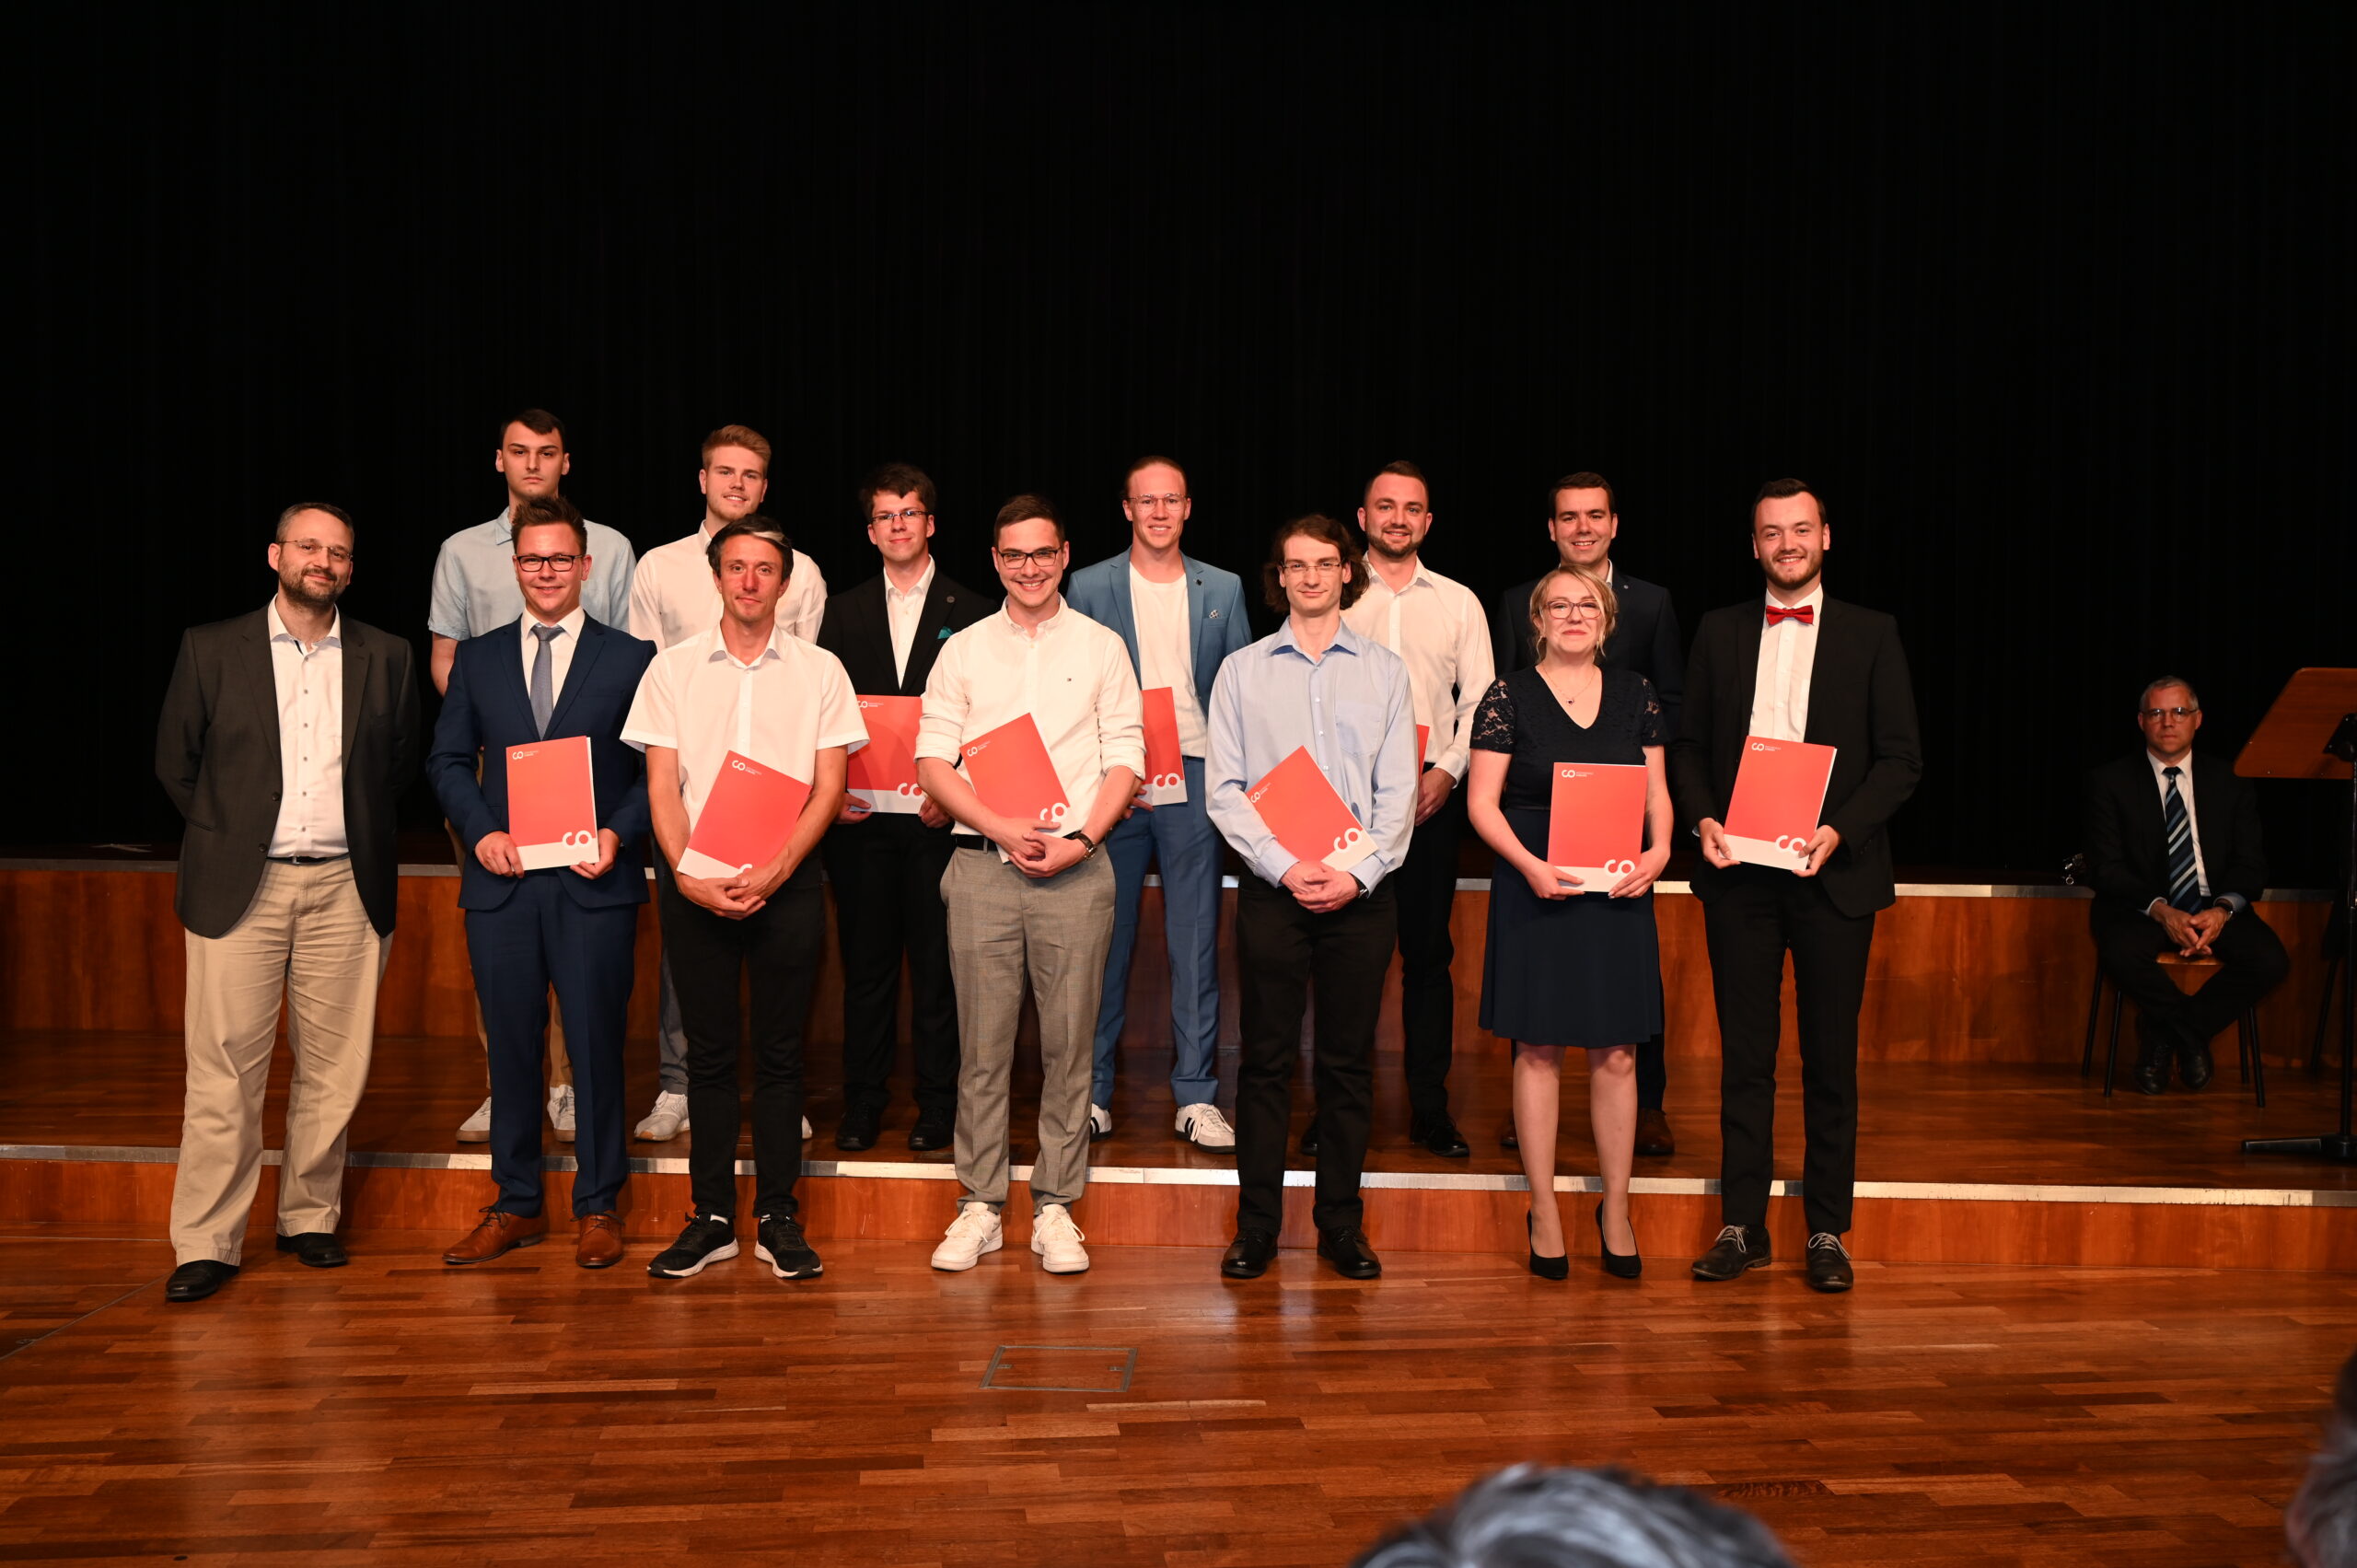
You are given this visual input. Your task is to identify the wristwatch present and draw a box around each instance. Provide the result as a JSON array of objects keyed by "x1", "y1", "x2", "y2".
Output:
[{"x1": 1069, "y1": 830, "x2": 1097, "y2": 858}]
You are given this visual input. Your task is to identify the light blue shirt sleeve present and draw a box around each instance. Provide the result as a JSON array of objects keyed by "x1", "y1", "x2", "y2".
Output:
[
  {"x1": 427, "y1": 539, "x2": 472, "y2": 641},
  {"x1": 586, "y1": 524, "x2": 637, "y2": 630},
  {"x1": 1205, "y1": 653, "x2": 1288, "y2": 886}
]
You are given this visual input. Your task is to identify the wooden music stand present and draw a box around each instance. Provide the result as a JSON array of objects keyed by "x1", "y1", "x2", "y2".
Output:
[{"x1": 2236, "y1": 668, "x2": 2357, "y2": 1162}]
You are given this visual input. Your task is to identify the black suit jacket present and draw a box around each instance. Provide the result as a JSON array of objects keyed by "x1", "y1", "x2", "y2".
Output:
[
  {"x1": 1669, "y1": 596, "x2": 1922, "y2": 919},
  {"x1": 816, "y1": 566, "x2": 991, "y2": 697},
  {"x1": 1495, "y1": 567, "x2": 1686, "y2": 738},
  {"x1": 426, "y1": 615, "x2": 657, "y2": 912},
  {"x1": 155, "y1": 606, "x2": 421, "y2": 938},
  {"x1": 2081, "y1": 751, "x2": 2266, "y2": 923}
]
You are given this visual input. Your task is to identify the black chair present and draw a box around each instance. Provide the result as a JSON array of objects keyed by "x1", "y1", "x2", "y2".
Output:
[{"x1": 2065, "y1": 853, "x2": 2266, "y2": 1105}]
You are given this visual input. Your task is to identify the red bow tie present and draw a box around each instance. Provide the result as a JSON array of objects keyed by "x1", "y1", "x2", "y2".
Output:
[{"x1": 1764, "y1": 605, "x2": 1815, "y2": 626}]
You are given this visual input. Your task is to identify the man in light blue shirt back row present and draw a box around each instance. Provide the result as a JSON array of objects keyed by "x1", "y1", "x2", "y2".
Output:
[
  {"x1": 427, "y1": 409, "x2": 638, "y2": 1144},
  {"x1": 1204, "y1": 512, "x2": 1415, "y2": 1285}
]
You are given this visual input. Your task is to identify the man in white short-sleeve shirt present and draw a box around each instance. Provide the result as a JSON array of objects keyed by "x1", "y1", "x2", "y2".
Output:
[
  {"x1": 621, "y1": 517, "x2": 866, "y2": 1286},
  {"x1": 914, "y1": 494, "x2": 1144, "y2": 1278}
]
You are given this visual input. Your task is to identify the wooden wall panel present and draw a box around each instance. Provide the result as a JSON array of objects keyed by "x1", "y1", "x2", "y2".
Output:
[{"x1": 0, "y1": 867, "x2": 2338, "y2": 1064}]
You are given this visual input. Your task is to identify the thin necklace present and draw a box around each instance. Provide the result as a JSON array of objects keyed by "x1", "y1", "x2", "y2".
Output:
[{"x1": 1541, "y1": 661, "x2": 1601, "y2": 715}]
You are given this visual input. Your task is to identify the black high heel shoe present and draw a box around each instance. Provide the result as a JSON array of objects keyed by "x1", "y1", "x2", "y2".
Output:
[
  {"x1": 1595, "y1": 1202, "x2": 1642, "y2": 1279},
  {"x1": 1527, "y1": 1213, "x2": 1568, "y2": 1281}
]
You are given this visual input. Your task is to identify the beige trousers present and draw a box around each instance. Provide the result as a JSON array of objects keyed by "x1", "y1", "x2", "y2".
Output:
[{"x1": 170, "y1": 859, "x2": 390, "y2": 1265}]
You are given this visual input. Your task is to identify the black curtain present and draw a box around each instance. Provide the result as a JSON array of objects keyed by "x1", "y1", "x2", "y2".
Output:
[{"x1": 24, "y1": 4, "x2": 2353, "y2": 880}]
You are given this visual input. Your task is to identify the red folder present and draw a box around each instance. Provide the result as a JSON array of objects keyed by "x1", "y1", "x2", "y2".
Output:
[
  {"x1": 1417, "y1": 723, "x2": 1431, "y2": 767},
  {"x1": 679, "y1": 749, "x2": 811, "y2": 879},
  {"x1": 960, "y1": 714, "x2": 1072, "y2": 830},
  {"x1": 845, "y1": 695, "x2": 924, "y2": 814},
  {"x1": 1245, "y1": 746, "x2": 1375, "y2": 873},
  {"x1": 1723, "y1": 736, "x2": 1838, "y2": 870},
  {"x1": 505, "y1": 735, "x2": 599, "y2": 870},
  {"x1": 1137, "y1": 687, "x2": 1188, "y2": 808},
  {"x1": 1545, "y1": 761, "x2": 1648, "y2": 893}
]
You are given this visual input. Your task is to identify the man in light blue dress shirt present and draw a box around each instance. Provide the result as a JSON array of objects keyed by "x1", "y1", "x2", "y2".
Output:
[
  {"x1": 1064, "y1": 455, "x2": 1252, "y2": 1150},
  {"x1": 426, "y1": 409, "x2": 637, "y2": 1144},
  {"x1": 1204, "y1": 513, "x2": 1416, "y2": 1283}
]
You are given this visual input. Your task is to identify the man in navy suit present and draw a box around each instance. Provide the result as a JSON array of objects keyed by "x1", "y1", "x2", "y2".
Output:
[
  {"x1": 1494, "y1": 472, "x2": 1686, "y2": 1156},
  {"x1": 429, "y1": 495, "x2": 656, "y2": 1271},
  {"x1": 1065, "y1": 456, "x2": 1253, "y2": 1147}
]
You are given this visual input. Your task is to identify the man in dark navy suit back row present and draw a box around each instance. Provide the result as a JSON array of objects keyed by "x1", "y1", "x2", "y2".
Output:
[
  {"x1": 428, "y1": 494, "x2": 657, "y2": 1270},
  {"x1": 2081, "y1": 679, "x2": 2290, "y2": 1096}
]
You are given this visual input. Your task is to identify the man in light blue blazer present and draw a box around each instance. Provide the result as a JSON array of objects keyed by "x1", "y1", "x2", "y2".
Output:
[{"x1": 1064, "y1": 456, "x2": 1252, "y2": 1148}]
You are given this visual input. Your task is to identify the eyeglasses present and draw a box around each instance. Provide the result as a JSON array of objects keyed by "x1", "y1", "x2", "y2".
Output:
[
  {"x1": 2138, "y1": 706, "x2": 2200, "y2": 721},
  {"x1": 284, "y1": 539, "x2": 353, "y2": 564},
  {"x1": 514, "y1": 553, "x2": 581, "y2": 573},
  {"x1": 1278, "y1": 558, "x2": 1346, "y2": 579},
  {"x1": 1543, "y1": 598, "x2": 1604, "y2": 620},
  {"x1": 995, "y1": 547, "x2": 1064, "y2": 569},
  {"x1": 1128, "y1": 494, "x2": 1187, "y2": 510},
  {"x1": 871, "y1": 507, "x2": 930, "y2": 527}
]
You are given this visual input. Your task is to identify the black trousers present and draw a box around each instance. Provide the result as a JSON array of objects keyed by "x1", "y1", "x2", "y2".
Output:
[
  {"x1": 1233, "y1": 877, "x2": 1397, "y2": 1237},
  {"x1": 1636, "y1": 1033, "x2": 1667, "y2": 1111},
  {"x1": 1701, "y1": 867, "x2": 1875, "y2": 1237},
  {"x1": 1391, "y1": 785, "x2": 1461, "y2": 1123},
  {"x1": 656, "y1": 859, "x2": 824, "y2": 1220},
  {"x1": 2092, "y1": 904, "x2": 2291, "y2": 1046},
  {"x1": 821, "y1": 815, "x2": 960, "y2": 1120}
]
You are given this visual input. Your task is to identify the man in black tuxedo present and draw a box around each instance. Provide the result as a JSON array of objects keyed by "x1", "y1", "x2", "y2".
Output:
[
  {"x1": 153, "y1": 502, "x2": 420, "y2": 1303},
  {"x1": 1494, "y1": 471, "x2": 1687, "y2": 1156},
  {"x1": 1670, "y1": 479, "x2": 1921, "y2": 1294},
  {"x1": 2082, "y1": 678, "x2": 2289, "y2": 1095},
  {"x1": 429, "y1": 495, "x2": 657, "y2": 1270},
  {"x1": 816, "y1": 463, "x2": 991, "y2": 1152}
]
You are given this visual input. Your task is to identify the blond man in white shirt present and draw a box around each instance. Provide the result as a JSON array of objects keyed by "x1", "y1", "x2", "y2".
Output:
[
  {"x1": 915, "y1": 495, "x2": 1144, "y2": 1276},
  {"x1": 622, "y1": 518, "x2": 867, "y2": 1284},
  {"x1": 1340, "y1": 460, "x2": 1493, "y2": 1159},
  {"x1": 622, "y1": 424, "x2": 827, "y2": 1143}
]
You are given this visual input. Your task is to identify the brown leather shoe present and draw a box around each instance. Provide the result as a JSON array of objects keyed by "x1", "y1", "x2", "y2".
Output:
[
  {"x1": 576, "y1": 1213, "x2": 625, "y2": 1270},
  {"x1": 1635, "y1": 1109, "x2": 1676, "y2": 1157},
  {"x1": 442, "y1": 1208, "x2": 548, "y2": 1265}
]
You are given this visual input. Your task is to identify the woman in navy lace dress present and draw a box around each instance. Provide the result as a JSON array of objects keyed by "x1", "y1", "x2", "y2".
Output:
[{"x1": 1466, "y1": 565, "x2": 1670, "y2": 1279}]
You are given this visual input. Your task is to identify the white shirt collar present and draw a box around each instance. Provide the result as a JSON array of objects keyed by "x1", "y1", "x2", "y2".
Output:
[
  {"x1": 995, "y1": 596, "x2": 1068, "y2": 638},
  {"x1": 2147, "y1": 749, "x2": 2196, "y2": 777},
  {"x1": 266, "y1": 598, "x2": 342, "y2": 648},
  {"x1": 886, "y1": 558, "x2": 937, "y2": 603},
  {"x1": 524, "y1": 604, "x2": 588, "y2": 644},
  {"x1": 701, "y1": 619, "x2": 791, "y2": 669},
  {"x1": 1764, "y1": 582, "x2": 1826, "y2": 617}
]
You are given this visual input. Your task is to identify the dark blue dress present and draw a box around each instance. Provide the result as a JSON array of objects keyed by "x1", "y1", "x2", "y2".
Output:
[{"x1": 1473, "y1": 666, "x2": 1666, "y2": 1049}]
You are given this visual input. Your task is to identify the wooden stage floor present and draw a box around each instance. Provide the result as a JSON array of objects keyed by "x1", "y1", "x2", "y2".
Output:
[{"x1": 0, "y1": 1224, "x2": 2348, "y2": 1566}]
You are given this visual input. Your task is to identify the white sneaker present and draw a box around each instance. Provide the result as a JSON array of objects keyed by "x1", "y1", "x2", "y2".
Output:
[
  {"x1": 635, "y1": 1091, "x2": 689, "y2": 1142},
  {"x1": 1031, "y1": 1203, "x2": 1089, "y2": 1273},
  {"x1": 1175, "y1": 1102, "x2": 1236, "y2": 1150},
  {"x1": 802, "y1": 1115, "x2": 812, "y2": 1139},
  {"x1": 548, "y1": 1085, "x2": 576, "y2": 1142},
  {"x1": 1088, "y1": 1104, "x2": 1112, "y2": 1139},
  {"x1": 457, "y1": 1096, "x2": 492, "y2": 1144},
  {"x1": 931, "y1": 1202, "x2": 1004, "y2": 1272}
]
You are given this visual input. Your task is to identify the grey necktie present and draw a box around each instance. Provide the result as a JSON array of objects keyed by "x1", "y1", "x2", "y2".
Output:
[{"x1": 530, "y1": 623, "x2": 560, "y2": 737}]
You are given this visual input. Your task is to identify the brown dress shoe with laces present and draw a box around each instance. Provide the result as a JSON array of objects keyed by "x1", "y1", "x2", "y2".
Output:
[
  {"x1": 443, "y1": 1209, "x2": 548, "y2": 1265},
  {"x1": 576, "y1": 1213, "x2": 625, "y2": 1270}
]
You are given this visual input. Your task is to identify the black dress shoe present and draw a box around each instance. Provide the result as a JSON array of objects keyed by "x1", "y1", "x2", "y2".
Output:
[
  {"x1": 1634, "y1": 1108, "x2": 1676, "y2": 1157},
  {"x1": 1805, "y1": 1232, "x2": 1855, "y2": 1293},
  {"x1": 2131, "y1": 1018, "x2": 2175, "y2": 1096},
  {"x1": 2178, "y1": 1040, "x2": 2215, "y2": 1091},
  {"x1": 165, "y1": 1260, "x2": 238, "y2": 1302},
  {"x1": 1500, "y1": 1119, "x2": 1520, "y2": 1152},
  {"x1": 274, "y1": 1232, "x2": 347, "y2": 1269},
  {"x1": 1298, "y1": 1120, "x2": 1320, "y2": 1157},
  {"x1": 907, "y1": 1109, "x2": 954, "y2": 1151},
  {"x1": 1411, "y1": 1115, "x2": 1470, "y2": 1158},
  {"x1": 1317, "y1": 1228, "x2": 1382, "y2": 1279},
  {"x1": 2131, "y1": 1052, "x2": 2170, "y2": 1095},
  {"x1": 1222, "y1": 1231, "x2": 1278, "y2": 1279},
  {"x1": 834, "y1": 1106, "x2": 881, "y2": 1153},
  {"x1": 1690, "y1": 1223, "x2": 1771, "y2": 1281}
]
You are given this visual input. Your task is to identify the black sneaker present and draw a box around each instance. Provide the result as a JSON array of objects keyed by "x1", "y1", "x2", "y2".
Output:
[
  {"x1": 755, "y1": 1214, "x2": 823, "y2": 1280},
  {"x1": 646, "y1": 1213, "x2": 738, "y2": 1278},
  {"x1": 1805, "y1": 1233, "x2": 1855, "y2": 1293},
  {"x1": 1690, "y1": 1223, "x2": 1771, "y2": 1281}
]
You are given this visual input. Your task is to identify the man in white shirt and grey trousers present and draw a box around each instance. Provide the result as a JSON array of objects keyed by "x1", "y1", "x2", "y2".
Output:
[{"x1": 916, "y1": 494, "x2": 1144, "y2": 1276}]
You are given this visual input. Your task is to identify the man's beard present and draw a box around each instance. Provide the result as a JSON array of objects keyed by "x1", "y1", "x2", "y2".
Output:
[
  {"x1": 1366, "y1": 535, "x2": 1415, "y2": 563},
  {"x1": 281, "y1": 566, "x2": 344, "y2": 610}
]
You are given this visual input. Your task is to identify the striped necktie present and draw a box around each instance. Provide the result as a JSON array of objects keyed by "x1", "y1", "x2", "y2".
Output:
[
  {"x1": 530, "y1": 623, "x2": 559, "y2": 737},
  {"x1": 2162, "y1": 766, "x2": 2200, "y2": 912}
]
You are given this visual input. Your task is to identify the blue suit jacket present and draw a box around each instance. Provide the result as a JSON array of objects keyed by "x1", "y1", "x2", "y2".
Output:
[
  {"x1": 428, "y1": 615, "x2": 657, "y2": 912},
  {"x1": 1065, "y1": 552, "x2": 1251, "y2": 704}
]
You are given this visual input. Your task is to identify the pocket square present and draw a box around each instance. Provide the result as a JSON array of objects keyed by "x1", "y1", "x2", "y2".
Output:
[{"x1": 936, "y1": 627, "x2": 951, "y2": 638}]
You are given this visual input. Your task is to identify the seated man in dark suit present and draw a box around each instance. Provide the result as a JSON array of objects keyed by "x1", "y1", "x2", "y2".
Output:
[
  {"x1": 2083, "y1": 677, "x2": 2290, "y2": 1095},
  {"x1": 429, "y1": 495, "x2": 657, "y2": 1268}
]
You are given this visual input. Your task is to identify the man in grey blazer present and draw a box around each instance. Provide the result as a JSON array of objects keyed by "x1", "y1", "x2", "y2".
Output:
[
  {"x1": 153, "y1": 502, "x2": 420, "y2": 1302},
  {"x1": 1065, "y1": 456, "x2": 1252, "y2": 1147}
]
